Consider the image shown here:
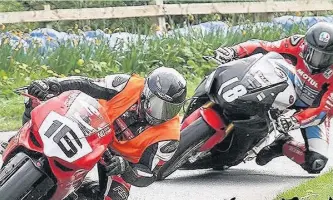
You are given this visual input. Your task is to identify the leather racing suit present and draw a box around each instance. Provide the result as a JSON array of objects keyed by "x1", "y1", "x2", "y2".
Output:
[
  {"x1": 22, "y1": 74, "x2": 181, "y2": 199},
  {"x1": 221, "y1": 35, "x2": 333, "y2": 173}
]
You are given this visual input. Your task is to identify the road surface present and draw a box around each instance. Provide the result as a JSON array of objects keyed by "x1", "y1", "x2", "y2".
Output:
[{"x1": 0, "y1": 130, "x2": 330, "y2": 200}]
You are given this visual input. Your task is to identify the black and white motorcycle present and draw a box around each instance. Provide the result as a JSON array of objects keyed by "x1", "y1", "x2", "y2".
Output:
[{"x1": 157, "y1": 52, "x2": 297, "y2": 180}]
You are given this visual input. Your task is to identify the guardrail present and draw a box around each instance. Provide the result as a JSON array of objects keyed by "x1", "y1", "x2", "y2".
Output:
[{"x1": 0, "y1": 0, "x2": 332, "y2": 30}]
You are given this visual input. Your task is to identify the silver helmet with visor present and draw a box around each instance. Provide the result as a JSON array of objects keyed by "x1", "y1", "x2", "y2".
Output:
[{"x1": 141, "y1": 67, "x2": 187, "y2": 125}]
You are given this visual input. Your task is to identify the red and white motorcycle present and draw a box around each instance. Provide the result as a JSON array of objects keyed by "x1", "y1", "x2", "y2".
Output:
[{"x1": 0, "y1": 90, "x2": 114, "y2": 200}]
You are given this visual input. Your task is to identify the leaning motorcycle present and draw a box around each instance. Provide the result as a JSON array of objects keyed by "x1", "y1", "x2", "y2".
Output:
[
  {"x1": 0, "y1": 90, "x2": 114, "y2": 200},
  {"x1": 157, "y1": 52, "x2": 297, "y2": 180}
]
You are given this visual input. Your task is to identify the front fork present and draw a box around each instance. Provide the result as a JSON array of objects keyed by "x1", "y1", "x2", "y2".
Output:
[
  {"x1": 243, "y1": 110, "x2": 281, "y2": 162},
  {"x1": 243, "y1": 129, "x2": 275, "y2": 162}
]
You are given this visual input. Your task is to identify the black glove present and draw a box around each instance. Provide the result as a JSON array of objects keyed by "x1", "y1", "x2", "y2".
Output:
[
  {"x1": 28, "y1": 78, "x2": 61, "y2": 100},
  {"x1": 105, "y1": 156, "x2": 129, "y2": 176},
  {"x1": 276, "y1": 116, "x2": 300, "y2": 133},
  {"x1": 214, "y1": 46, "x2": 238, "y2": 64}
]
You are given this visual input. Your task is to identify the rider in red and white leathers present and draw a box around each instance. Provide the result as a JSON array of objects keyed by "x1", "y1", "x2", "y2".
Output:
[{"x1": 213, "y1": 22, "x2": 333, "y2": 174}]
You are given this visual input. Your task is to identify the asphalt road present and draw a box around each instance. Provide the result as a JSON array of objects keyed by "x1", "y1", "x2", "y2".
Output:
[{"x1": 0, "y1": 130, "x2": 331, "y2": 200}]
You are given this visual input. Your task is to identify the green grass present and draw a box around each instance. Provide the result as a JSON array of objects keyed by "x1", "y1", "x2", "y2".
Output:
[
  {"x1": 275, "y1": 169, "x2": 333, "y2": 200},
  {"x1": 0, "y1": 96, "x2": 24, "y2": 131}
]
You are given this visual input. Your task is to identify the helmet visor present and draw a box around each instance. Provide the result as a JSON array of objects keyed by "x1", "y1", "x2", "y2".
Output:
[
  {"x1": 142, "y1": 84, "x2": 184, "y2": 122},
  {"x1": 304, "y1": 44, "x2": 333, "y2": 70}
]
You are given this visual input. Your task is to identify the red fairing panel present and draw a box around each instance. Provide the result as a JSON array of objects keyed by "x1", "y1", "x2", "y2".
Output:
[
  {"x1": 2, "y1": 91, "x2": 114, "y2": 200},
  {"x1": 199, "y1": 107, "x2": 227, "y2": 152},
  {"x1": 180, "y1": 109, "x2": 201, "y2": 131},
  {"x1": 2, "y1": 121, "x2": 44, "y2": 162}
]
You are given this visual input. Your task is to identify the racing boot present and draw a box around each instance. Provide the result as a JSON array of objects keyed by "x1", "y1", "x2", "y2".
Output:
[{"x1": 256, "y1": 134, "x2": 293, "y2": 166}]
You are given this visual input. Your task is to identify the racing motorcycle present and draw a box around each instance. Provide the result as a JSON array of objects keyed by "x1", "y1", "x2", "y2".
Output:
[
  {"x1": 157, "y1": 52, "x2": 297, "y2": 180},
  {"x1": 0, "y1": 90, "x2": 114, "y2": 200}
]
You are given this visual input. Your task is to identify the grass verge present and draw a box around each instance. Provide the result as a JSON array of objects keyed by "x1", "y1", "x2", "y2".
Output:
[
  {"x1": 0, "y1": 95, "x2": 24, "y2": 131},
  {"x1": 275, "y1": 169, "x2": 333, "y2": 200}
]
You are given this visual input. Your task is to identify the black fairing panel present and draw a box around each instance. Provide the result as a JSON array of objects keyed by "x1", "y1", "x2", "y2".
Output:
[
  {"x1": 205, "y1": 54, "x2": 261, "y2": 97},
  {"x1": 222, "y1": 83, "x2": 288, "y2": 118},
  {"x1": 207, "y1": 53, "x2": 289, "y2": 118},
  {"x1": 192, "y1": 77, "x2": 208, "y2": 98}
]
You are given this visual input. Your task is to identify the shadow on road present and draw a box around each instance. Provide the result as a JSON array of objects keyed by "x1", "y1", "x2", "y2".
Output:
[{"x1": 161, "y1": 168, "x2": 315, "y2": 185}]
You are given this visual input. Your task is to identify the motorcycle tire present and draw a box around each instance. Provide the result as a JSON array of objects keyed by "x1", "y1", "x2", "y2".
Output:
[
  {"x1": 0, "y1": 152, "x2": 45, "y2": 200},
  {"x1": 156, "y1": 117, "x2": 214, "y2": 180}
]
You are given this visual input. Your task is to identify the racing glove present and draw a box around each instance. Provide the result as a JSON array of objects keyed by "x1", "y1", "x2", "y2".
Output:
[
  {"x1": 28, "y1": 78, "x2": 61, "y2": 100},
  {"x1": 276, "y1": 116, "x2": 300, "y2": 133},
  {"x1": 214, "y1": 46, "x2": 238, "y2": 64},
  {"x1": 105, "y1": 156, "x2": 129, "y2": 176}
]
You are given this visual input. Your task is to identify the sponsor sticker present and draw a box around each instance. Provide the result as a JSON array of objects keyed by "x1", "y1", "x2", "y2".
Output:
[
  {"x1": 289, "y1": 95, "x2": 295, "y2": 104},
  {"x1": 290, "y1": 35, "x2": 302, "y2": 46},
  {"x1": 97, "y1": 125, "x2": 111, "y2": 138},
  {"x1": 319, "y1": 32, "x2": 330, "y2": 43},
  {"x1": 323, "y1": 68, "x2": 333, "y2": 79},
  {"x1": 274, "y1": 67, "x2": 287, "y2": 79}
]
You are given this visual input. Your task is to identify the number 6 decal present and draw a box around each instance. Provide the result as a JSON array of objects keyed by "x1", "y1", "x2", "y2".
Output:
[{"x1": 218, "y1": 77, "x2": 247, "y2": 102}]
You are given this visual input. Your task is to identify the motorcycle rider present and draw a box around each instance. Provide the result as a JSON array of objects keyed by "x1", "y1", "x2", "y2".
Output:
[
  {"x1": 22, "y1": 67, "x2": 187, "y2": 199},
  {"x1": 212, "y1": 22, "x2": 333, "y2": 174}
]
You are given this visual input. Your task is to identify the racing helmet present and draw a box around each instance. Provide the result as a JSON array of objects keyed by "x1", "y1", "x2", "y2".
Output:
[
  {"x1": 141, "y1": 67, "x2": 187, "y2": 125},
  {"x1": 303, "y1": 22, "x2": 333, "y2": 74}
]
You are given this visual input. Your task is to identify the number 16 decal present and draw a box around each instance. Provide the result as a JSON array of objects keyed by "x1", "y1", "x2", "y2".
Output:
[
  {"x1": 39, "y1": 111, "x2": 92, "y2": 162},
  {"x1": 44, "y1": 120, "x2": 82, "y2": 158},
  {"x1": 218, "y1": 77, "x2": 247, "y2": 102}
]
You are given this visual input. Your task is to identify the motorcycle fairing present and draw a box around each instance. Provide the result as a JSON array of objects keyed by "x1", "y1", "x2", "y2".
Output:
[
  {"x1": 199, "y1": 107, "x2": 227, "y2": 151},
  {"x1": 204, "y1": 54, "x2": 261, "y2": 101},
  {"x1": 207, "y1": 52, "x2": 295, "y2": 116},
  {"x1": 181, "y1": 108, "x2": 201, "y2": 131},
  {"x1": 2, "y1": 91, "x2": 114, "y2": 200}
]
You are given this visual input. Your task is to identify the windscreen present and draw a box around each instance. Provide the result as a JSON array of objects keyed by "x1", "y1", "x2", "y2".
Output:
[
  {"x1": 241, "y1": 56, "x2": 289, "y2": 91},
  {"x1": 65, "y1": 92, "x2": 111, "y2": 137}
]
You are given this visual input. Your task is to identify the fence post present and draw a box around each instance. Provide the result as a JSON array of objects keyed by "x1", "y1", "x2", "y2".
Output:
[
  {"x1": 254, "y1": 0, "x2": 274, "y2": 22},
  {"x1": 264, "y1": 0, "x2": 274, "y2": 21},
  {"x1": 154, "y1": 0, "x2": 166, "y2": 31},
  {"x1": 43, "y1": 5, "x2": 52, "y2": 29}
]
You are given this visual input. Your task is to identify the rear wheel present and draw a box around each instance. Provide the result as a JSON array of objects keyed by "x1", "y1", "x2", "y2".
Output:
[{"x1": 156, "y1": 117, "x2": 215, "y2": 180}]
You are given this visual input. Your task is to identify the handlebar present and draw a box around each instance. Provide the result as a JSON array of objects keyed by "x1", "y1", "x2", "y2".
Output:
[
  {"x1": 101, "y1": 148, "x2": 114, "y2": 165},
  {"x1": 13, "y1": 86, "x2": 55, "y2": 104},
  {"x1": 13, "y1": 86, "x2": 43, "y2": 105},
  {"x1": 202, "y1": 56, "x2": 223, "y2": 65},
  {"x1": 13, "y1": 86, "x2": 28, "y2": 95}
]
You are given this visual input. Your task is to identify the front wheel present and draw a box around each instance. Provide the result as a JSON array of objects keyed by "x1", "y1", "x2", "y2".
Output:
[
  {"x1": 156, "y1": 117, "x2": 215, "y2": 180},
  {"x1": 0, "y1": 152, "x2": 49, "y2": 200}
]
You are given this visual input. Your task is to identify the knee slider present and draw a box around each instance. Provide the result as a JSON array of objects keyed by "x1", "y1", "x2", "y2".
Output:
[{"x1": 301, "y1": 151, "x2": 328, "y2": 174}]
